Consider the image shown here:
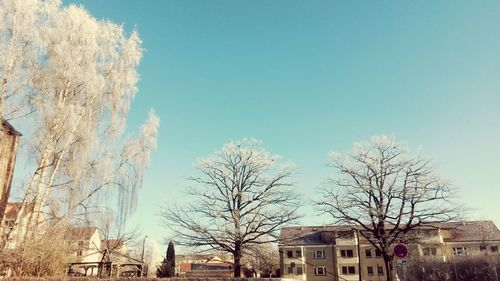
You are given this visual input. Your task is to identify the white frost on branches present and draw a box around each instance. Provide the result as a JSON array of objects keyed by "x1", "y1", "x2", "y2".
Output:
[{"x1": 0, "y1": 0, "x2": 159, "y2": 248}]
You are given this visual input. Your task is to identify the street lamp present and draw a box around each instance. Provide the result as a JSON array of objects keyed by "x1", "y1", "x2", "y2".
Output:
[
  {"x1": 141, "y1": 235, "x2": 149, "y2": 262},
  {"x1": 140, "y1": 235, "x2": 149, "y2": 277}
]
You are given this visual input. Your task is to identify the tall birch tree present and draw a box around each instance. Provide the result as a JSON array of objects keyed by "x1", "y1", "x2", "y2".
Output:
[{"x1": 0, "y1": 0, "x2": 160, "y2": 268}]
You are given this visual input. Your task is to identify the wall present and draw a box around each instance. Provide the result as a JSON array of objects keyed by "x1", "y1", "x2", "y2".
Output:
[{"x1": 0, "y1": 121, "x2": 20, "y2": 222}]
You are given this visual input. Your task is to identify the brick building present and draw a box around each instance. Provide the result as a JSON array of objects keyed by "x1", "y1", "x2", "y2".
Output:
[{"x1": 0, "y1": 120, "x2": 21, "y2": 223}]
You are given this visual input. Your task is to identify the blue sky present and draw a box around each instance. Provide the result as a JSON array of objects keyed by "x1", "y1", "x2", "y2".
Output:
[{"x1": 65, "y1": 0, "x2": 500, "y2": 245}]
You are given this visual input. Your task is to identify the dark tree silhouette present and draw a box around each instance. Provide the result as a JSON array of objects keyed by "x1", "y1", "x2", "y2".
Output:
[{"x1": 157, "y1": 241, "x2": 175, "y2": 278}]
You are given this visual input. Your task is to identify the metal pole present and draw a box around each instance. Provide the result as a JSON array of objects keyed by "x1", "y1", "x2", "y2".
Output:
[{"x1": 356, "y1": 228, "x2": 362, "y2": 281}]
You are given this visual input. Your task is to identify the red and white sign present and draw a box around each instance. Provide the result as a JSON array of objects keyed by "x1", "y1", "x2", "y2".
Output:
[{"x1": 393, "y1": 244, "x2": 409, "y2": 259}]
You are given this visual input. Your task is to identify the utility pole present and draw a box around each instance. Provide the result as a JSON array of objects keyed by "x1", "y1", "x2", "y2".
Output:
[
  {"x1": 141, "y1": 235, "x2": 148, "y2": 262},
  {"x1": 355, "y1": 228, "x2": 362, "y2": 281},
  {"x1": 141, "y1": 235, "x2": 148, "y2": 277}
]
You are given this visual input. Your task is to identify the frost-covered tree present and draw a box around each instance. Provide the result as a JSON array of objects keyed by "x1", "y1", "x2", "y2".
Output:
[
  {"x1": 317, "y1": 135, "x2": 459, "y2": 281},
  {"x1": 0, "y1": 0, "x2": 55, "y2": 120},
  {"x1": 0, "y1": 0, "x2": 159, "y2": 272},
  {"x1": 163, "y1": 139, "x2": 300, "y2": 277}
]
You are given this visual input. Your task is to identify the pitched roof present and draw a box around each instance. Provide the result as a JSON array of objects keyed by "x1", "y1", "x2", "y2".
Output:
[
  {"x1": 279, "y1": 225, "x2": 355, "y2": 245},
  {"x1": 1, "y1": 119, "x2": 21, "y2": 136},
  {"x1": 279, "y1": 221, "x2": 500, "y2": 245},
  {"x1": 64, "y1": 226, "x2": 98, "y2": 240},
  {"x1": 100, "y1": 239, "x2": 125, "y2": 251},
  {"x1": 438, "y1": 221, "x2": 500, "y2": 242},
  {"x1": 4, "y1": 202, "x2": 34, "y2": 219},
  {"x1": 4, "y1": 202, "x2": 21, "y2": 219},
  {"x1": 176, "y1": 253, "x2": 233, "y2": 263}
]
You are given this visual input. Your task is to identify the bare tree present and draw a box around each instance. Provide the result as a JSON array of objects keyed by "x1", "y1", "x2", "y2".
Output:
[
  {"x1": 317, "y1": 135, "x2": 459, "y2": 281},
  {"x1": 243, "y1": 244, "x2": 280, "y2": 278},
  {"x1": 97, "y1": 211, "x2": 139, "y2": 256},
  {"x1": 162, "y1": 139, "x2": 300, "y2": 277}
]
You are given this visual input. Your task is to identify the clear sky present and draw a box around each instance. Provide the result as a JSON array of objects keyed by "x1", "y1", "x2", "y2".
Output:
[{"x1": 65, "y1": 0, "x2": 500, "y2": 246}]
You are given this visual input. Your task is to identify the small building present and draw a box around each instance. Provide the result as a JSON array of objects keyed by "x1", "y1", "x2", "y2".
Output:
[
  {"x1": 65, "y1": 226, "x2": 102, "y2": 276},
  {"x1": 176, "y1": 253, "x2": 233, "y2": 278},
  {"x1": 65, "y1": 227, "x2": 145, "y2": 277},
  {"x1": 0, "y1": 120, "x2": 21, "y2": 223}
]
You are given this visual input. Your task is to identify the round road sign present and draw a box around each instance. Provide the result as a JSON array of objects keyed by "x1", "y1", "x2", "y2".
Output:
[{"x1": 394, "y1": 244, "x2": 409, "y2": 258}]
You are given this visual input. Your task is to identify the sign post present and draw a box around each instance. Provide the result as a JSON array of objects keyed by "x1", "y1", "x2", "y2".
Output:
[{"x1": 393, "y1": 244, "x2": 409, "y2": 281}]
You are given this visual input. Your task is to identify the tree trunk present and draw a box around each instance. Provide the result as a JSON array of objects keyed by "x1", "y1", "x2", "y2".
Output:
[
  {"x1": 384, "y1": 255, "x2": 397, "y2": 281},
  {"x1": 384, "y1": 259, "x2": 391, "y2": 281},
  {"x1": 234, "y1": 241, "x2": 242, "y2": 277}
]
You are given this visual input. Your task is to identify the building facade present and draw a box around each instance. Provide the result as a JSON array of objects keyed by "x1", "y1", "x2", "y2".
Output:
[
  {"x1": 279, "y1": 221, "x2": 500, "y2": 281},
  {"x1": 0, "y1": 120, "x2": 21, "y2": 223},
  {"x1": 176, "y1": 253, "x2": 234, "y2": 278},
  {"x1": 65, "y1": 226, "x2": 103, "y2": 265}
]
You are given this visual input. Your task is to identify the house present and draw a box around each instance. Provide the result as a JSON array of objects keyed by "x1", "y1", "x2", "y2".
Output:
[
  {"x1": 0, "y1": 120, "x2": 21, "y2": 223},
  {"x1": 100, "y1": 239, "x2": 127, "y2": 259},
  {"x1": 0, "y1": 202, "x2": 37, "y2": 248},
  {"x1": 65, "y1": 226, "x2": 102, "y2": 275},
  {"x1": 2, "y1": 203, "x2": 23, "y2": 234},
  {"x1": 176, "y1": 253, "x2": 234, "y2": 278},
  {"x1": 279, "y1": 220, "x2": 500, "y2": 281},
  {"x1": 65, "y1": 227, "x2": 147, "y2": 277}
]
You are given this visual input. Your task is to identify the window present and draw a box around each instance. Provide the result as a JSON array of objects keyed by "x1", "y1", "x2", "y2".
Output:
[
  {"x1": 287, "y1": 267, "x2": 293, "y2": 274},
  {"x1": 76, "y1": 250, "x2": 82, "y2": 257},
  {"x1": 315, "y1": 266, "x2": 327, "y2": 276},
  {"x1": 313, "y1": 250, "x2": 325, "y2": 259},
  {"x1": 491, "y1": 246, "x2": 499, "y2": 253},
  {"x1": 453, "y1": 247, "x2": 468, "y2": 256},
  {"x1": 341, "y1": 266, "x2": 355, "y2": 275},
  {"x1": 340, "y1": 249, "x2": 354, "y2": 258},
  {"x1": 296, "y1": 267, "x2": 303, "y2": 275},
  {"x1": 365, "y1": 249, "x2": 372, "y2": 257},
  {"x1": 287, "y1": 250, "x2": 293, "y2": 258},
  {"x1": 367, "y1": 266, "x2": 374, "y2": 275},
  {"x1": 422, "y1": 247, "x2": 437, "y2": 256},
  {"x1": 480, "y1": 244, "x2": 487, "y2": 251},
  {"x1": 377, "y1": 265, "x2": 384, "y2": 275},
  {"x1": 296, "y1": 250, "x2": 302, "y2": 257},
  {"x1": 375, "y1": 249, "x2": 382, "y2": 257},
  {"x1": 78, "y1": 241, "x2": 84, "y2": 247}
]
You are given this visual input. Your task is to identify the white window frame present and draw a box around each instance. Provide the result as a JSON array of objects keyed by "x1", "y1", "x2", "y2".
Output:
[
  {"x1": 315, "y1": 266, "x2": 327, "y2": 276},
  {"x1": 365, "y1": 248, "x2": 372, "y2": 258},
  {"x1": 340, "y1": 249, "x2": 354, "y2": 258},
  {"x1": 453, "y1": 247, "x2": 468, "y2": 256},
  {"x1": 313, "y1": 250, "x2": 326, "y2": 259},
  {"x1": 422, "y1": 247, "x2": 437, "y2": 256},
  {"x1": 341, "y1": 266, "x2": 356, "y2": 275},
  {"x1": 377, "y1": 265, "x2": 384, "y2": 275}
]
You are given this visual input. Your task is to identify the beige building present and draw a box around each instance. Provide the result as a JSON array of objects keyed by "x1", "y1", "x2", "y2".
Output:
[
  {"x1": 279, "y1": 221, "x2": 500, "y2": 281},
  {"x1": 65, "y1": 226, "x2": 103, "y2": 265}
]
